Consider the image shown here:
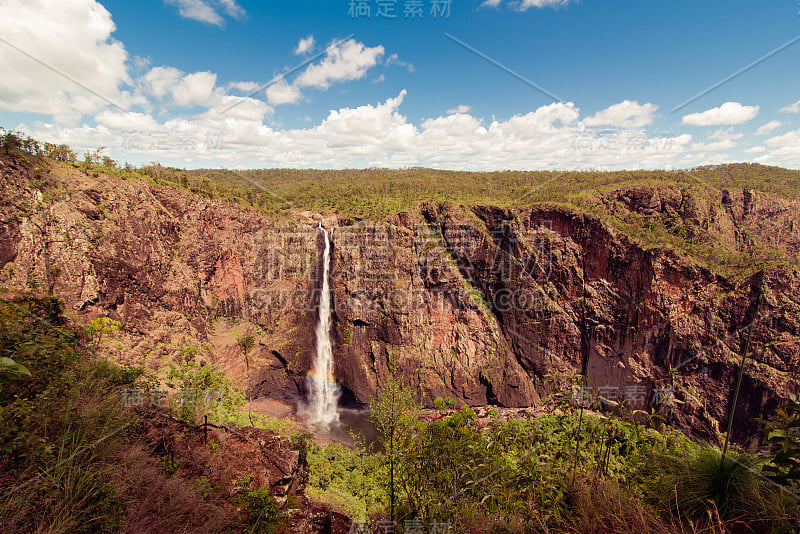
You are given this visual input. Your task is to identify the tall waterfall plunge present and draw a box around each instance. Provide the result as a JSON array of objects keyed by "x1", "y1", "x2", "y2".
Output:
[{"x1": 308, "y1": 225, "x2": 340, "y2": 429}]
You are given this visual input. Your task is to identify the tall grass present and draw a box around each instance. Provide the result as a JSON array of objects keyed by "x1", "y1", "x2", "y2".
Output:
[{"x1": 639, "y1": 446, "x2": 797, "y2": 532}]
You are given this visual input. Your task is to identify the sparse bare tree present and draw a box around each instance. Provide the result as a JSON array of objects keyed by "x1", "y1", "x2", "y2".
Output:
[{"x1": 237, "y1": 330, "x2": 256, "y2": 426}]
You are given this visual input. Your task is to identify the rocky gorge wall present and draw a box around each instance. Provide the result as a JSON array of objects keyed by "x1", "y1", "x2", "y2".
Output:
[
  {"x1": 2, "y1": 153, "x2": 798, "y2": 444},
  {"x1": 326, "y1": 198, "x2": 800, "y2": 444}
]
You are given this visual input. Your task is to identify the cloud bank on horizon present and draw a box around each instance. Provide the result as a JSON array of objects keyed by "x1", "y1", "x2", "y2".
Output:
[{"x1": 0, "y1": 0, "x2": 798, "y2": 171}]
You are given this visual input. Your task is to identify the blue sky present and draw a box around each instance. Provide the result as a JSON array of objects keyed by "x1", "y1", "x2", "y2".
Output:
[{"x1": 0, "y1": 0, "x2": 799, "y2": 170}]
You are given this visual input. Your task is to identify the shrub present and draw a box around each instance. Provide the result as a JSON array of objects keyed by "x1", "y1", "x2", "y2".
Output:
[
  {"x1": 241, "y1": 486, "x2": 284, "y2": 533},
  {"x1": 762, "y1": 402, "x2": 800, "y2": 489},
  {"x1": 307, "y1": 441, "x2": 386, "y2": 521},
  {"x1": 638, "y1": 445, "x2": 797, "y2": 531},
  {"x1": 165, "y1": 353, "x2": 246, "y2": 424}
]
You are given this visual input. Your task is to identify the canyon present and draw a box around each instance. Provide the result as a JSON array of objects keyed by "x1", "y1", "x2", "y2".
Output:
[{"x1": 1, "y1": 151, "x2": 799, "y2": 446}]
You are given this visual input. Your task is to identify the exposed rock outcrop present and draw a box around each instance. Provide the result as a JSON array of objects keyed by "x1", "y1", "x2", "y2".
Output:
[{"x1": 2, "y1": 153, "x2": 798, "y2": 444}]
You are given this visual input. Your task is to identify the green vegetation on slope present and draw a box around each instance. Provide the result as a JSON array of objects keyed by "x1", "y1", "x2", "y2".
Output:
[
  {"x1": 0, "y1": 295, "x2": 289, "y2": 533},
  {"x1": 305, "y1": 375, "x2": 799, "y2": 533},
  {"x1": 0, "y1": 295, "x2": 137, "y2": 532}
]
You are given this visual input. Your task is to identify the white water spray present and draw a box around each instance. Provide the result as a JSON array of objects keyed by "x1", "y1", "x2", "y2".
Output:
[{"x1": 309, "y1": 224, "x2": 340, "y2": 429}]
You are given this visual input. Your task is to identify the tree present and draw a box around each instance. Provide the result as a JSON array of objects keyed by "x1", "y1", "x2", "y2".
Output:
[
  {"x1": 82, "y1": 146, "x2": 107, "y2": 167},
  {"x1": 43, "y1": 143, "x2": 77, "y2": 163},
  {"x1": 1, "y1": 129, "x2": 21, "y2": 154},
  {"x1": 237, "y1": 331, "x2": 256, "y2": 426},
  {"x1": 369, "y1": 359, "x2": 421, "y2": 523},
  {"x1": 84, "y1": 317, "x2": 121, "y2": 353}
]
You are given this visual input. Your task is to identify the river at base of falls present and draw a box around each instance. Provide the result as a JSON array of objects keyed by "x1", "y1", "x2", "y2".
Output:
[{"x1": 298, "y1": 405, "x2": 381, "y2": 450}]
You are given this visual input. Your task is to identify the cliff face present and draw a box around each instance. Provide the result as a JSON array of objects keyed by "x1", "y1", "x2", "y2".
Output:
[
  {"x1": 0, "y1": 153, "x2": 318, "y2": 402},
  {"x1": 327, "y1": 198, "x2": 799, "y2": 443},
  {"x1": 1, "y1": 153, "x2": 798, "y2": 443},
  {"x1": 328, "y1": 216, "x2": 539, "y2": 409}
]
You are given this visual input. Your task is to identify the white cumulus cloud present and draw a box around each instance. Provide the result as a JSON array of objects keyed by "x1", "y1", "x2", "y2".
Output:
[
  {"x1": 708, "y1": 127, "x2": 743, "y2": 141},
  {"x1": 481, "y1": 0, "x2": 570, "y2": 9},
  {"x1": 779, "y1": 100, "x2": 800, "y2": 114},
  {"x1": 172, "y1": 71, "x2": 219, "y2": 107},
  {"x1": 94, "y1": 110, "x2": 159, "y2": 131},
  {"x1": 755, "y1": 120, "x2": 782, "y2": 136},
  {"x1": 142, "y1": 66, "x2": 183, "y2": 99},
  {"x1": 165, "y1": 0, "x2": 245, "y2": 26},
  {"x1": 141, "y1": 68, "x2": 222, "y2": 107},
  {"x1": 227, "y1": 81, "x2": 261, "y2": 93},
  {"x1": 259, "y1": 38, "x2": 386, "y2": 106},
  {"x1": 498, "y1": 102, "x2": 580, "y2": 137},
  {"x1": 200, "y1": 95, "x2": 273, "y2": 121},
  {"x1": 265, "y1": 78, "x2": 302, "y2": 106},
  {"x1": 216, "y1": 0, "x2": 245, "y2": 18},
  {"x1": 294, "y1": 35, "x2": 315, "y2": 55},
  {"x1": 11, "y1": 62, "x2": 790, "y2": 176},
  {"x1": 0, "y1": 0, "x2": 130, "y2": 123},
  {"x1": 386, "y1": 53, "x2": 415, "y2": 73},
  {"x1": 681, "y1": 102, "x2": 759, "y2": 126},
  {"x1": 447, "y1": 105, "x2": 472, "y2": 114},
  {"x1": 758, "y1": 128, "x2": 800, "y2": 167},
  {"x1": 295, "y1": 39, "x2": 385, "y2": 90},
  {"x1": 583, "y1": 100, "x2": 658, "y2": 128},
  {"x1": 517, "y1": 0, "x2": 571, "y2": 9}
]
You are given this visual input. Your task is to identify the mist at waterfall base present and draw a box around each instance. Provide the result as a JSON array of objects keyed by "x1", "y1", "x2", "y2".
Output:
[
  {"x1": 300, "y1": 402, "x2": 380, "y2": 448},
  {"x1": 301, "y1": 226, "x2": 379, "y2": 448}
]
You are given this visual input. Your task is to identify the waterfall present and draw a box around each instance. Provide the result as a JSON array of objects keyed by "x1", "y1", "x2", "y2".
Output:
[{"x1": 309, "y1": 224, "x2": 340, "y2": 429}]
